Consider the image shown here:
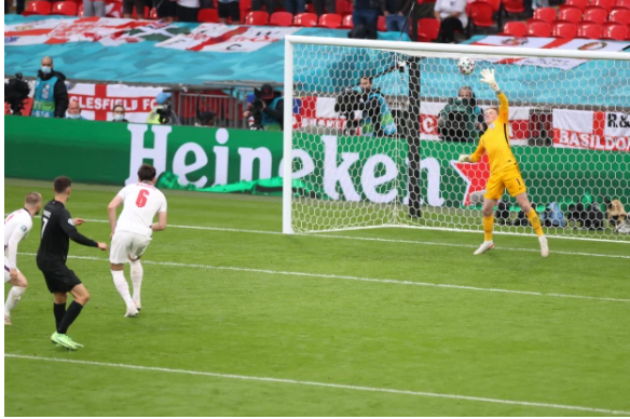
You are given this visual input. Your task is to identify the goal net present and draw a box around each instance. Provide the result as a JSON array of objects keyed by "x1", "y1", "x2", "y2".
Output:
[{"x1": 282, "y1": 36, "x2": 630, "y2": 242}]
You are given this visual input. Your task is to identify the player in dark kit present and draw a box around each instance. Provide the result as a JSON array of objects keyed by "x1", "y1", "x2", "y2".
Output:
[{"x1": 37, "y1": 176, "x2": 108, "y2": 350}]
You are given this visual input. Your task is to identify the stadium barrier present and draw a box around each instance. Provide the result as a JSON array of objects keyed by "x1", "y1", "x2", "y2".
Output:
[{"x1": 5, "y1": 116, "x2": 629, "y2": 210}]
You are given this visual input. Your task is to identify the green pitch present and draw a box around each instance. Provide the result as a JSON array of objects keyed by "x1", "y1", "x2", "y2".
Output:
[{"x1": 4, "y1": 178, "x2": 630, "y2": 416}]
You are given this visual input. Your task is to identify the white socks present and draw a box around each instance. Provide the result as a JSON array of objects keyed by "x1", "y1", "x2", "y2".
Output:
[
  {"x1": 111, "y1": 270, "x2": 134, "y2": 309},
  {"x1": 4, "y1": 286, "x2": 26, "y2": 316},
  {"x1": 129, "y1": 259, "x2": 143, "y2": 306}
]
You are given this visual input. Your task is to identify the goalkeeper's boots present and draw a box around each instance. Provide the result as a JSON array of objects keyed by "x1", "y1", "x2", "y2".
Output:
[
  {"x1": 51, "y1": 332, "x2": 79, "y2": 351},
  {"x1": 539, "y1": 236, "x2": 550, "y2": 258},
  {"x1": 473, "y1": 240, "x2": 495, "y2": 255}
]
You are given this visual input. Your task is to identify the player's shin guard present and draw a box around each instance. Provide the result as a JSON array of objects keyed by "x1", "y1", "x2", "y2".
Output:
[
  {"x1": 483, "y1": 215, "x2": 494, "y2": 242},
  {"x1": 129, "y1": 259, "x2": 143, "y2": 306},
  {"x1": 527, "y1": 209, "x2": 544, "y2": 237},
  {"x1": 4, "y1": 286, "x2": 26, "y2": 316},
  {"x1": 111, "y1": 270, "x2": 134, "y2": 309}
]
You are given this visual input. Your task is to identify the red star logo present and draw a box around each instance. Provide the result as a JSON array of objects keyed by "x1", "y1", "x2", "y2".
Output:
[{"x1": 450, "y1": 154, "x2": 490, "y2": 206}]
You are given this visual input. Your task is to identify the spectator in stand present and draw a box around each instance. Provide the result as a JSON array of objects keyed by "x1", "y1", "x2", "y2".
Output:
[
  {"x1": 66, "y1": 99, "x2": 87, "y2": 121},
  {"x1": 84, "y1": 0, "x2": 106, "y2": 17},
  {"x1": 112, "y1": 104, "x2": 129, "y2": 123},
  {"x1": 352, "y1": 0, "x2": 385, "y2": 38},
  {"x1": 218, "y1": 0, "x2": 240, "y2": 23},
  {"x1": 176, "y1": 0, "x2": 200, "y2": 21},
  {"x1": 33, "y1": 56, "x2": 69, "y2": 119},
  {"x1": 252, "y1": 0, "x2": 276, "y2": 13},
  {"x1": 313, "y1": 0, "x2": 335, "y2": 15},
  {"x1": 122, "y1": 0, "x2": 145, "y2": 18},
  {"x1": 285, "y1": 0, "x2": 305, "y2": 14},
  {"x1": 433, "y1": 0, "x2": 467, "y2": 43},
  {"x1": 156, "y1": 0, "x2": 177, "y2": 22},
  {"x1": 385, "y1": 0, "x2": 413, "y2": 32}
]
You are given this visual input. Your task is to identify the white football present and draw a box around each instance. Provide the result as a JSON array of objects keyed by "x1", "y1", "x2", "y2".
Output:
[{"x1": 457, "y1": 57, "x2": 476, "y2": 75}]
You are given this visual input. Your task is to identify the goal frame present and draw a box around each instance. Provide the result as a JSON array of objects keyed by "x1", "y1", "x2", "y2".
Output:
[{"x1": 282, "y1": 35, "x2": 630, "y2": 242}]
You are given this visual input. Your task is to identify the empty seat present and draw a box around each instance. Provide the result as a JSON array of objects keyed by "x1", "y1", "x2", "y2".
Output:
[
  {"x1": 51, "y1": 1, "x2": 77, "y2": 15},
  {"x1": 318, "y1": 13, "x2": 342, "y2": 28},
  {"x1": 558, "y1": 6, "x2": 583, "y2": 23},
  {"x1": 417, "y1": 17, "x2": 440, "y2": 41},
  {"x1": 527, "y1": 20, "x2": 552, "y2": 36},
  {"x1": 502, "y1": 0, "x2": 525, "y2": 14},
  {"x1": 480, "y1": 0, "x2": 501, "y2": 11},
  {"x1": 562, "y1": 0, "x2": 588, "y2": 11},
  {"x1": 294, "y1": 12, "x2": 318, "y2": 26},
  {"x1": 552, "y1": 20, "x2": 578, "y2": 38},
  {"x1": 23, "y1": 0, "x2": 51, "y2": 15},
  {"x1": 198, "y1": 8, "x2": 219, "y2": 22},
  {"x1": 591, "y1": 0, "x2": 615, "y2": 11},
  {"x1": 502, "y1": 21, "x2": 527, "y2": 36},
  {"x1": 616, "y1": 0, "x2": 630, "y2": 8},
  {"x1": 269, "y1": 11, "x2": 293, "y2": 26},
  {"x1": 377, "y1": 15, "x2": 386, "y2": 31},
  {"x1": 469, "y1": 2, "x2": 496, "y2": 28},
  {"x1": 533, "y1": 7, "x2": 556, "y2": 22},
  {"x1": 583, "y1": 6, "x2": 608, "y2": 23},
  {"x1": 341, "y1": 14, "x2": 353, "y2": 28},
  {"x1": 577, "y1": 21, "x2": 604, "y2": 37},
  {"x1": 602, "y1": 21, "x2": 629, "y2": 38},
  {"x1": 244, "y1": 10, "x2": 269, "y2": 25},
  {"x1": 608, "y1": 7, "x2": 630, "y2": 23}
]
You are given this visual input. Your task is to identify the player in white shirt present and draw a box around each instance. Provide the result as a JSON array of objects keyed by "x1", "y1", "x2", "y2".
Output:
[
  {"x1": 107, "y1": 164, "x2": 167, "y2": 317},
  {"x1": 4, "y1": 192, "x2": 43, "y2": 325}
]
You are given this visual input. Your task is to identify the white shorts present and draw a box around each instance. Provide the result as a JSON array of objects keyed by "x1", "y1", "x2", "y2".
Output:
[
  {"x1": 110, "y1": 231, "x2": 152, "y2": 265},
  {"x1": 4, "y1": 257, "x2": 19, "y2": 283}
]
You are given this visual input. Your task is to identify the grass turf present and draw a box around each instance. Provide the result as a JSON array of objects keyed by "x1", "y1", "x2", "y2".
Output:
[{"x1": 4, "y1": 178, "x2": 630, "y2": 416}]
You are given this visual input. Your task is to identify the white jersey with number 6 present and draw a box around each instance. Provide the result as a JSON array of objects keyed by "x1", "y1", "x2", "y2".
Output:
[{"x1": 115, "y1": 183, "x2": 167, "y2": 237}]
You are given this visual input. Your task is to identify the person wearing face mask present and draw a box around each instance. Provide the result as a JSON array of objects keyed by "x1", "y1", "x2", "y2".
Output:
[
  {"x1": 437, "y1": 86, "x2": 484, "y2": 142},
  {"x1": 33, "y1": 56, "x2": 69, "y2": 119},
  {"x1": 112, "y1": 104, "x2": 129, "y2": 123},
  {"x1": 66, "y1": 99, "x2": 87, "y2": 121},
  {"x1": 358, "y1": 76, "x2": 397, "y2": 137}
]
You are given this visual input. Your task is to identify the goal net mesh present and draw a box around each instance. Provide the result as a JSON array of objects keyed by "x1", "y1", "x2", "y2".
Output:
[{"x1": 287, "y1": 40, "x2": 630, "y2": 242}]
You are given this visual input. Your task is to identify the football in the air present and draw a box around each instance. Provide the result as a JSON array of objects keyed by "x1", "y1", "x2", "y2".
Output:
[{"x1": 457, "y1": 57, "x2": 476, "y2": 75}]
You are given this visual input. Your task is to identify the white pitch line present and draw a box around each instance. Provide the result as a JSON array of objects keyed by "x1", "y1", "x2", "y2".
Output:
[
  {"x1": 5, "y1": 354, "x2": 630, "y2": 416},
  {"x1": 24, "y1": 216, "x2": 630, "y2": 260},
  {"x1": 19, "y1": 253, "x2": 630, "y2": 303}
]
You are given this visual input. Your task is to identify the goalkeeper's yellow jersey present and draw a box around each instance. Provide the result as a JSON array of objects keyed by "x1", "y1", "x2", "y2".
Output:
[{"x1": 470, "y1": 92, "x2": 519, "y2": 174}]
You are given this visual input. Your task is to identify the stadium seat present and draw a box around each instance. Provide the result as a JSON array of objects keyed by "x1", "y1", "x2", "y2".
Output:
[
  {"x1": 577, "y1": 21, "x2": 604, "y2": 37},
  {"x1": 377, "y1": 15, "x2": 386, "y2": 31},
  {"x1": 502, "y1": 21, "x2": 527, "y2": 36},
  {"x1": 417, "y1": 17, "x2": 440, "y2": 41},
  {"x1": 552, "y1": 21, "x2": 578, "y2": 38},
  {"x1": 240, "y1": 0, "x2": 251, "y2": 20},
  {"x1": 24, "y1": 0, "x2": 52, "y2": 15},
  {"x1": 502, "y1": 0, "x2": 525, "y2": 16},
  {"x1": 318, "y1": 13, "x2": 342, "y2": 28},
  {"x1": 341, "y1": 14, "x2": 353, "y2": 28},
  {"x1": 469, "y1": 2, "x2": 496, "y2": 28},
  {"x1": 591, "y1": 0, "x2": 615, "y2": 11},
  {"x1": 244, "y1": 11, "x2": 269, "y2": 25},
  {"x1": 533, "y1": 7, "x2": 556, "y2": 23},
  {"x1": 149, "y1": 7, "x2": 158, "y2": 19},
  {"x1": 557, "y1": 6, "x2": 583, "y2": 23},
  {"x1": 131, "y1": 5, "x2": 149, "y2": 18},
  {"x1": 294, "y1": 12, "x2": 318, "y2": 26},
  {"x1": 198, "y1": 8, "x2": 219, "y2": 22},
  {"x1": 617, "y1": 0, "x2": 630, "y2": 8},
  {"x1": 269, "y1": 11, "x2": 293, "y2": 26},
  {"x1": 608, "y1": 7, "x2": 630, "y2": 24},
  {"x1": 602, "y1": 21, "x2": 629, "y2": 38},
  {"x1": 583, "y1": 6, "x2": 609, "y2": 23},
  {"x1": 480, "y1": 0, "x2": 501, "y2": 11},
  {"x1": 335, "y1": 0, "x2": 352, "y2": 15},
  {"x1": 51, "y1": 1, "x2": 78, "y2": 15},
  {"x1": 77, "y1": 1, "x2": 83, "y2": 16},
  {"x1": 562, "y1": 0, "x2": 588, "y2": 11},
  {"x1": 527, "y1": 20, "x2": 552, "y2": 36}
]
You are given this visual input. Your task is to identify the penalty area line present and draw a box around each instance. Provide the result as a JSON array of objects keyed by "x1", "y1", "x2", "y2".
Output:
[
  {"x1": 5, "y1": 354, "x2": 630, "y2": 416},
  {"x1": 19, "y1": 253, "x2": 630, "y2": 303}
]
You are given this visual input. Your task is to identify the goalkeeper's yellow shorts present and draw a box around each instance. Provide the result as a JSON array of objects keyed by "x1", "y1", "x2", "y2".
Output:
[{"x1": 484, "y1": 168, "x2": 527, "y2": 201}]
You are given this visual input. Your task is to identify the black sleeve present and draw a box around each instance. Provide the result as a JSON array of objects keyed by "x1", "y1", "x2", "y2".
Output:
[
  {"x1": 263, "y1": 99, "x2": 284, "y2": 123},
  {"x1": 59, "y1": 210, "x2": 98, "y2": 247},
  {"x1": 54, "y1": 79, "x2": 69, "y2": 118}
]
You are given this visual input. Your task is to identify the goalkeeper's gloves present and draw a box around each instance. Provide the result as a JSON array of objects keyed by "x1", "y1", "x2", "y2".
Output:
[
  {"x1": 458, "y1": 154, "x2": 472, "y2": 163},
  {"x1": 480, "y1": 69, "x2": 501, "y2": 93}
]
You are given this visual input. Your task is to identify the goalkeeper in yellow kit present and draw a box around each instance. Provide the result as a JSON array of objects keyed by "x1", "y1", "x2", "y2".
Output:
[{"x1": 458, "y1": 69, "x2": 549, "y2": 257}]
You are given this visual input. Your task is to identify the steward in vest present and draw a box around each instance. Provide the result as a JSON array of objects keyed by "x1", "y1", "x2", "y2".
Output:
[
  {"x1": 32, "y1": 56, "x2": 69, "y2": 119},
  {"x1": 437, "y1": 86, "x2": 485, "y2": 142}
]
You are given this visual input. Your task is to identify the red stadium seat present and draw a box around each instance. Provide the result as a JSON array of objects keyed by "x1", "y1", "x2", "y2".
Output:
[
  {"x1": 469, "y1": 2, "x2": 496, "y2": 28},
  {"x1": 341, "y1": 14, "x2": 353, "y2": 28},
  {"x1": 527, "y1": 20, "x2": 552, "y2": 36},
  {"x1": 562, "y1": 0, "x2": 588, "y2": 11},
  {"x1": 318, "y1": 13, "x2": 342, "y2": 28},
  {"x1": 602, "y1": 21, "x2": 629, "y2": 38},
  {"x1": 552, "y1": 21, "x2": 578, "y2": 38},
  {"x1": 590, "y1": 0, "x2": 615, "y2": 11},
  {"x1": 131, "y1": 5, "x2": 149, "y2": 18},
  {"x1": 77, "y1": 1, "x2": 83, "y2": 17},
  {"x1": 502, "y1": 21, "x2": 527, "y2": 36},
  {"x1": 480, "y1": 0, "x2": 501, "y2": 11},
  {"x1": 377, "y1": 15, "x2": 386, "y2": 31},
  {"x1": 583, "y1": 6, "x2": 608, "y2": 23},
  {"x1": 335, "y1": 0, "x2": 352, "y2": 15},
  {"x1": 502, "y1": 0, "x2": 525, "y2": 15},
  {"x1": 244, "y1": 11, "x2": 269, "y2": 25},
  {"x1": 240, "y1": 0, "x2": 251, "y2": 20},
  {"x1": 617, "y1": 0, "x2": 630, "y2": 8},
  {"x1": 294, "y1": 12, "x2": 318, "y2": 26},
  {"x1": 577, "y1": 21, "x2": 604, "y2": 37},
  {"x1": 51, "y1": 1, "x2": 77, "y2": 15},
  {"x1": 417, "y1": 17, "x2": 440, "y2": 41},
  {"x1": 558, "y1": 6, "x2": 583, "y2": 23},
  {"x1": 305, "y1": 3, "x2": 316, "y2": 12},
  {"x1": 269, "y1": 11, "x2": 293, "y2": 26},
  {"x1": 198, "y1": 8, "x2": 219, "y2": 22},
  {"x1": 23, "y1": 0, "x2": 51, "y2": 15},
  {"x1": 608, "y1": 7, "x2": 630, "y2": 23},
  {"x1": 149, "y1": 7, "x2": 158, "y2": 19},
  {"x1": 533, "y1": 7, "x2": 556, "y2": 23}
]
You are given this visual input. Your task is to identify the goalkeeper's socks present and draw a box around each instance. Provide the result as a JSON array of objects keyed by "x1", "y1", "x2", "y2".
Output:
[
  {"x1": 483, "y1": 215, "x2": 494, "y2": 242},
  {"x1": 526, "y1": 209, "x2": 544, "y2": 237}
]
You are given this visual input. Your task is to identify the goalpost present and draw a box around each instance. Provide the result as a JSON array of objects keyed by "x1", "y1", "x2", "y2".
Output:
[{"x1": 282, "y1": 36, "x2": 630, "y2": 243}]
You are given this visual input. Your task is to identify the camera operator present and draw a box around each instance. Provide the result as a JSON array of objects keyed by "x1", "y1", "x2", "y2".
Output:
[
  {"x1": 358, "y1": 76, "x2": 397, "y2": 137},
  {"x1": 147, "y1": 92, "x2": 181, "y2": 125},
  {"x1": 243, "y1": 84, "x2": 284, "y2": 131},
  {"x1": 32, "y1": 56, "x2": 69, "y2": 118},
  {"x1": 4, "y1": 73, "x2": 31, "y2": 116},
  {"x1": 437, "y1": 86, "x2": 485, "y2": 142}
]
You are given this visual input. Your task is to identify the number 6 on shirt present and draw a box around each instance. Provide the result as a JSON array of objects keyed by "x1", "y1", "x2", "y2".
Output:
[{"x1": 136, "y1": 190, "x2": 150, "y2": 208}]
